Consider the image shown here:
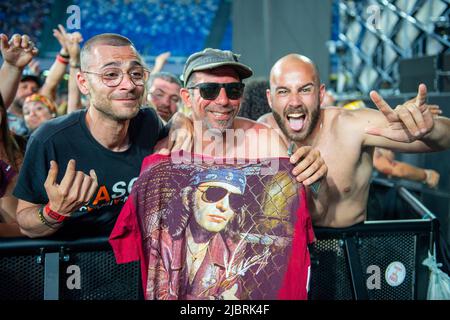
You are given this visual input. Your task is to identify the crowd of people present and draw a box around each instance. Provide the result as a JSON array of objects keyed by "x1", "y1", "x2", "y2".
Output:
[
  {"x1": 0, "y1": 23, "x2": 449, "y2": 300},
  {"x1": 0, "y1": 1, "x2": 54, "y2": 50},
  {"x1": 73, "y1": 0, "x2": 225, "y2": 56}
]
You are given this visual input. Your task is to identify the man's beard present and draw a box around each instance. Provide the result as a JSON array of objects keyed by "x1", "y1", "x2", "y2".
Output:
[
  {"x1": 272, "y1": 103, "x2": 320, "y2": 142},
  {"x1": 91, "y1": 93, "x2": 142, "y2": 121},
  {"x1": 205, "y1": 119, "x2": 232, "y2": 134},
  {"x1": 203, "y1": 105, "x2": 236, "y2": 134}
]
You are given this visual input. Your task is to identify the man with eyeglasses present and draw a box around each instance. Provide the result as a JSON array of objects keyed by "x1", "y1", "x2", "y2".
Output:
[
  {"x1": 147, "y1": 72, "x2": 182, "y2": 123},
  {"x1": 13, "y1": 33, "x2": 189, "y2": 239}
]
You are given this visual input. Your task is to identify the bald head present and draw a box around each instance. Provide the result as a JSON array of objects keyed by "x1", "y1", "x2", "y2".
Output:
[
  {"x1": 266, "y1": 53, "x2": 324, "y2": 143},
  {"x1": 270, "y1": 54, "x2": 320, "y2": 88},
  {"x1": 80, "y1": 33, "x2": 140, "y2": 70}
]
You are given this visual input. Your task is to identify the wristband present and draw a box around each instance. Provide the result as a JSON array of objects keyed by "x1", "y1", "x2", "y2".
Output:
[
  {"x1": 56, "y1": 54, "x2": 69, "y2": 65},
  {"x1": 45, "y1": 203, "x2": 68, "y2": 222},
  {"x1": 38, "y1": 205, "x2": 57, "y2": 229},
  {"x1": 59, "y1": 51, "x2": 70, "y2": 59}
]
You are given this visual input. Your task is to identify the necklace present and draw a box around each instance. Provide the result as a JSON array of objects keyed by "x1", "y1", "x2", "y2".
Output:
[
  {"x1": 186, "y1": 239, "x2": 210, "y2": 285},
  {"x1": 186, "y1": 241, "x2": 209, "y2": 261}
]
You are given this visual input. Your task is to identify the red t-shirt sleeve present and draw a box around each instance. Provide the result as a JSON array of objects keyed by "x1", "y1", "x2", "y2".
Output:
[
  {"x1": 302, "y1": 187, "x2": 316, "y2": 244},
  {"x1": 110, "y1": 153, "x2": 167, "y2": 264},
  {"x1": 109, "y1": 194, "x2": 141, "y2": 264},
  {"x1": 278, "y1": 186, "x2": 315, "y2": 300}
]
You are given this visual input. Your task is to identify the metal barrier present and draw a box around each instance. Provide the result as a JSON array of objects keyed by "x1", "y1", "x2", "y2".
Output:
[
  {"x1": 0, "y1": 237, "x2": 142, "y2": 300},
  {"x1": 0, "y1": 179, "x2": 440, "y2": 300},
  {"x1": 309, "y1": 178, "x2": 440, "y2": 300},
  {"x1": 310, "y1": 219, "x2": 436, "y2": 300}
]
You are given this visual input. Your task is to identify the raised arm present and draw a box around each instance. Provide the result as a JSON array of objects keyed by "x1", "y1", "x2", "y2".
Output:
[
  {"x1": 0, "y1": 34, "x2": 38, "y2": 107},
  {"x1": 65, "y1": 31, "x2": 83, "y2": 113},
  {"x1": 364, "y1": 84, "x2": 450, "y2": 152},
  {"x1": 151, "y1": 51, "x2": 171, "y2": 74},
  {"x1": 39, "y1": 25, "x2": 70, "y2": 101}
]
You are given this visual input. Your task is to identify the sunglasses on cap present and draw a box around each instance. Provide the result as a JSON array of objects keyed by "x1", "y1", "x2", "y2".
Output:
[
  {"x1": 187, "y1": 82, "x2": 245, "y2": 100},
  {"x1": 199, "y1": 186, "x2": 244, "y2": 210}
]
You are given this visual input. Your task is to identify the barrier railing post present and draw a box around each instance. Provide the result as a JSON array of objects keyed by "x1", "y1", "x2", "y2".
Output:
[
  {"x1": 44, "y1": 252, "x2": 60, "y2": 300},
  {"x1": 344, "y1": 237, "x2": 369, "y2": 300}
]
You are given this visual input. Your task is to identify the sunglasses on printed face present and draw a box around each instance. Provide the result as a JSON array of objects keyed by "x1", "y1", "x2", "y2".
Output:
[
  {"x1": 199, "y1": 186, "x2": 244, "y2": 210},
  {"x1": 187, "y1": 82, "x2": 245, "y2": 100}
]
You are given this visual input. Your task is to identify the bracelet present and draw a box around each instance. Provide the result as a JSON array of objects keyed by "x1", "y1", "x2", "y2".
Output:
[
  {"x1": 37, "y1": 205, "x2": 58, "y2": 229},
  {"x1": 45, "y1": 203, "x2": 69, "y2": 222},
  {"x1": 59, "y1": 52, "x2": 70, "y2": 59},
  {"x1": 56, "y1": 54, "x2": 69, "y2": 65},
  {"x1": 70, "y1": 62, "x2": 81, "y2": 68}
]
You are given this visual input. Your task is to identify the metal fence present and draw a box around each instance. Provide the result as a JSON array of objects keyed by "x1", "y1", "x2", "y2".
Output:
[
  {"x1": 330, "y1": 0, "x2": 450, "y2": 95},
  {"x1": 0, "y1": 180, "x2": 440, "y2": 300}
]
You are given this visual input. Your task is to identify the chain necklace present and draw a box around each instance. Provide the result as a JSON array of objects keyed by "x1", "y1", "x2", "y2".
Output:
[
  {"x1": 186, "y1": 240, "x2": 209, "y2": 262},
  {"x1": 186, "y1": 236, "x2": 210, "y2": 284}
]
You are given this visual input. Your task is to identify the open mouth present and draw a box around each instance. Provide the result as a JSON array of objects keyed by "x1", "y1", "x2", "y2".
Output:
[{"x1": 286, "y1": 113, "x2": 306, "y2": 131}]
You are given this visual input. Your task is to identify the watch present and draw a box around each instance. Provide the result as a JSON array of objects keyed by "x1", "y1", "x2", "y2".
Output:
[
  {"x1": 70, "y1": 61, "x2": 81, "y2": 68},
  {"x1": 45, "y1": 204, "x2": 68, "y2": 222}
]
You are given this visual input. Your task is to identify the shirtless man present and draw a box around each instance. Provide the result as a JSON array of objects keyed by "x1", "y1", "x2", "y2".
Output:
[{"x1": 259, "y1": 54, "x2": 450, "y2": 228}]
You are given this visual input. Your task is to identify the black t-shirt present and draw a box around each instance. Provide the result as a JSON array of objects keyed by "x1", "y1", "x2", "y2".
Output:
[{"x1": 13, "y1": 107, "x2": 168, "y2": 239}]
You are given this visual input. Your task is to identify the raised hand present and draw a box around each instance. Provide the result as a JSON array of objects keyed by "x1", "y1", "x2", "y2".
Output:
[
  {"x1": 0, "y1": 33, "x2": 38, "y2": 69},
  {"x1": 290, "y1": 145, "x2": 327, "y2": 186},
  {"x1": 28, "y1": 59, "x2": 41, "y2": 75},
  {"x1": 429, "y1": 105, "x2": 442, "y2": 118},
  {"x1": 44, "y1": 159, "x2": 98, "y2": 216},
  {"x1": 53, "y1": 24, "x2": 69, "y2": 52},
  {"x1": 66, "y1": 31, "x2": 83, "y2": 60},
  {"x1": 53, "y1": 24, "x2": 83, "y2": 60},
  {"x1": 367, "y1": 84, "x2": 434, "y2": 143},
  {"x1": 153, "y1": 51, "x2": 171, "y2": 73},
  {"x1": 155, "y1": 51, "x2": 170, "y2": 65},
  {"x1": 401, "y1": 95, "x2": 441, "y2": 118}
]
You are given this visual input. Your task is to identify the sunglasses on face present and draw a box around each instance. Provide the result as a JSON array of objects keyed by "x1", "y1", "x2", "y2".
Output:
[
  {"x1": 187, "y1": 82, "x2": 245, "y2": 100},
  {"x1": 199, "y1": 186, "x2": 244, "y2": 210}
]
